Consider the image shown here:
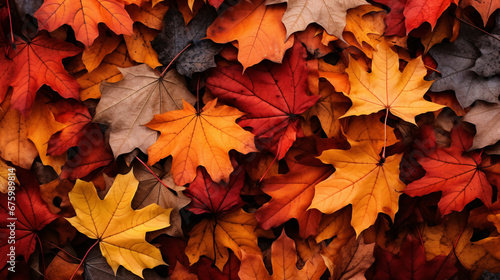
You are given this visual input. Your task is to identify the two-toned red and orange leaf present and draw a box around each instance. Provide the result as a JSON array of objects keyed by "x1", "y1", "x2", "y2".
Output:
[
  {"x1": 185, "y1": 209, "x2": 266, "y2": 271},
  {"x1": 186, "y1": 166, "x2": 245, "y2": 215},
  {"x1": 342, "y1": 41, "x2": 443, "y2": 124},
  {"x1": 296, "y1": 25, "x2": 335, "y2": 58},
  {"x1": 0, "y1": 33, "x2": 81, "y2": 115},
  {"x1": 146, "y1": 99, "x2": 257, "y2": 185},
  {"x1": 374, "y1": 0, "x2": 454, "y2": 35},
  {"x1": 206, "y1": 41, "x2": 319, "y2": 159},
  {"x1": 0, "y1": 169, "x2": 59, "y2": 270},
  {"x1": 26, "y1": 93, "x2": 67, "y2": 174},
  {"x1": 206, "y1": 0, "x2": 293, "y2": 70},
  {"x1": 255, "y1": 150, "x2": 333, "y2": 238},
  {"x1": 310, "y1": 139, "x2": 406, "y2": 236},
  {"x1": 47, "y1": 100, "x2": 95, "y2": 156},
  {"x1": 404, "y1": 125, "x2": 500, "y2": 215},
  {"x1": 60, "y1": 127, "x2": 113, "y2": 180},
  {"x1": 373, "y1": 235, "x2": 457, "y2": 279},
  {"x1": 34, "y1": 0, "x2": 134, "y2": 47}
]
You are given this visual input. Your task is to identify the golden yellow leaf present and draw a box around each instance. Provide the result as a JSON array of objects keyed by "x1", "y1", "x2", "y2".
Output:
[
  {"x1": 66, "y1": 169, "x2": 171, "y2": 278},
  {"x1": 309, "y1": 140, "x2": 405, "y2": 236},
  {"x1": 342, "y1": 41, "x2": 443, "y2": 124}
]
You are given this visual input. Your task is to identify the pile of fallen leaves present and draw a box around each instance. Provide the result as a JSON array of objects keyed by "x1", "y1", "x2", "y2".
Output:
[{"x1": 1, "y1": 0, "x2": 500, "y2": 279}]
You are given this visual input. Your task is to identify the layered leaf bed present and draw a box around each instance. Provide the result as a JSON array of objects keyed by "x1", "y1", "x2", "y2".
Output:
[{"x1": 1, "y1": 0, "x2": 500, "y2": 279}]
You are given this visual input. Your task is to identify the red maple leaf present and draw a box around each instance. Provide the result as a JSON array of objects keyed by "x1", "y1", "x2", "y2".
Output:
[
  {"x1": 373, "y1": 235, "x2": 457, "y2": 279},
  {"x1": 0, "y1": 168, "x2": 58, "y2": 270},
  {"x1": 0, "y1": 33, "x2": 81, "y2": 115},
  {"x1": 255, "y1": 150, "x2": 333, "y2": 238},
  {"x1": 185, "y1": 166, "x2": 245, "y2": 215},
  {"x1": 404, "y1": 125, "x2": 500, "y2": 215},
  {"x1": 47, "y1": 99, "x2": 96, "y2": 156},
  {"x1": 206, "y1": 40, "x2": 319, "y2": 159}
]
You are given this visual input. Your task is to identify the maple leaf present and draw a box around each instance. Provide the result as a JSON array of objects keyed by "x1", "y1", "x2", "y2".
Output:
[
  {"x1": 66, "y1": 169, "x2": 171, "y2": 277},
  {"x1": 404, "y1": 125, "x2": 500, "y2": 215},
  {"x1": 255, "y1": 150, "x2": 333, "y2": 238},
  {"x1": 0, "y1": 169, "x2": 59, "y2": 270},
  {"x1": 0, "y1": 33, "x2": 81, "y2": 115},
  {"x1": 343, "y1": 5, "x2": 386, "y2": 56},
  {"x1": 470, "y1": 14, "x2": 500, "y2": 77},
  {"x1": 206, "y1": 0, "x2": 294, "y2": 70},
  {"x1": 185, "y1": 166, "x2": 245, "y2": 215},
  {"x1": 146, "y1": 99, "x2": 257, "y2": 185},
  {"x1": 342, "y1": 41, "x2": 443, "y2": 124},
  {"x1": 34, "y1": 0, "x2": 134, "y2": 47},
  {"x1": 132, "y1": 158, "x2": 191, "y2": 238},
  {"x1": 78, "y1": 43, "x2": 135, "y2": 101},
  {"x1": 47, "y1": 99, "x2": 95, "y2": 156},
  {"x1": 185, "y1": 209, "x2": 265, "y2": 271},
  {"x1": 124, "y1": 23, "x2": 162, "y2": 69},
  {"x1": 0, "y1": 92, "x2": 66, "y2": 171},
  {"x1": 94, "y1": 64, "x2": 196, "y2": 158},
  {"x1": 461, "y1": 0, "x2": 500, "y2": 26},
  {"x1": 429, "y1": 23, "x2": 500, "y2": 108},
  {"x1": 265, "y1": 0, "x2": 368, "y2": 40},
  {"x1": 304, "y1": 79, "x2": 351, "y2": 139},
  {"x1": 320, "y1": 231, "x2": 375, "y2": 280},
  {"x1": 81, "y1": 27, "x2": 121, "y2": 72},
  {"x1": 84, "y1": 246, "x2": 164, "y2": 280},
  {"x1": 152, "y1": 5, "x2": 222, "y2": 77},
  {"x1": 238, "y1": 229, "x2": 326, "y2": 280},
  {"x1": 0, "y1": 159, "x2": 19, "y2": 193},
  {"x1": 59, "y1": 125, "x2": 114, "y2": 180},
  {"x1": 309, "y1": 139, "x2": 406, "y2": 236},
  {"x1": 126, "y1": 1, "x2": 169, "y2": 31},
  {"x1": 463, "y1": 101, "x2": 500, "y2": 150},
  {"x1": 375, "y1": 0, "x2": 453, "y2": 35},
  {"x1": 373, "y1": 235, "x2": 457, "y2": 279},
  {"x1": 206, "y1": 41, "x2": 319, "y2": 159}
]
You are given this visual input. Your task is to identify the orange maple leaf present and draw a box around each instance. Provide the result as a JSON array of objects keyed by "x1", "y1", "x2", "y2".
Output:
[
  {"x1": 34, "y1": 0, "x2": 134, "y2": 47},
  {"x1": 0, "y1": 33, "x2": 81, "y2": 115},
  {"x1": 146, "y1": 99, "x2": 257, "y2": 185},
  {"x1": 206, "y1": 0, "x2": 294, "y2": 70}
]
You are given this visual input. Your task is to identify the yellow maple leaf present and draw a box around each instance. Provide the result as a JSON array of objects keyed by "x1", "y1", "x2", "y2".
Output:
[
  {"x1": 66, "y1": 169, "x2": 171, "y2": 278},
  {"x1": 309, "y1": 140, "x2": 406, "y2": 236},
  {"x1": 342, "y1": 41, "x2": 443, "y2": 124}
]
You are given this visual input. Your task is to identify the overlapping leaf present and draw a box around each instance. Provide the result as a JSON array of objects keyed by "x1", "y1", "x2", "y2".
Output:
[
  {"x1": 206, "y1": 41, "x2": 319, "y2": 159},
  {"x1": 66, "y1": 170, "x2": 171, "y2": 277}
]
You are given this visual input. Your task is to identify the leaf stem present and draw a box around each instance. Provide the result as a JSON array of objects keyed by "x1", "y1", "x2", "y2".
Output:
[
  {"x1": 382, "y1": 107, "x2": 389, "y2": 160},
  {"x1": 160, "y1": 43, "x2": 192, "y2": 78},
  {"x1": 70, "y1": 240, "x2": 99, "y2": 280},
  {"x1": 5, "y1": 0, "x2": 14, "y2": 47},
  {"x1": 35, "y1": 235, "x2": 46, "y2": 274}
]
